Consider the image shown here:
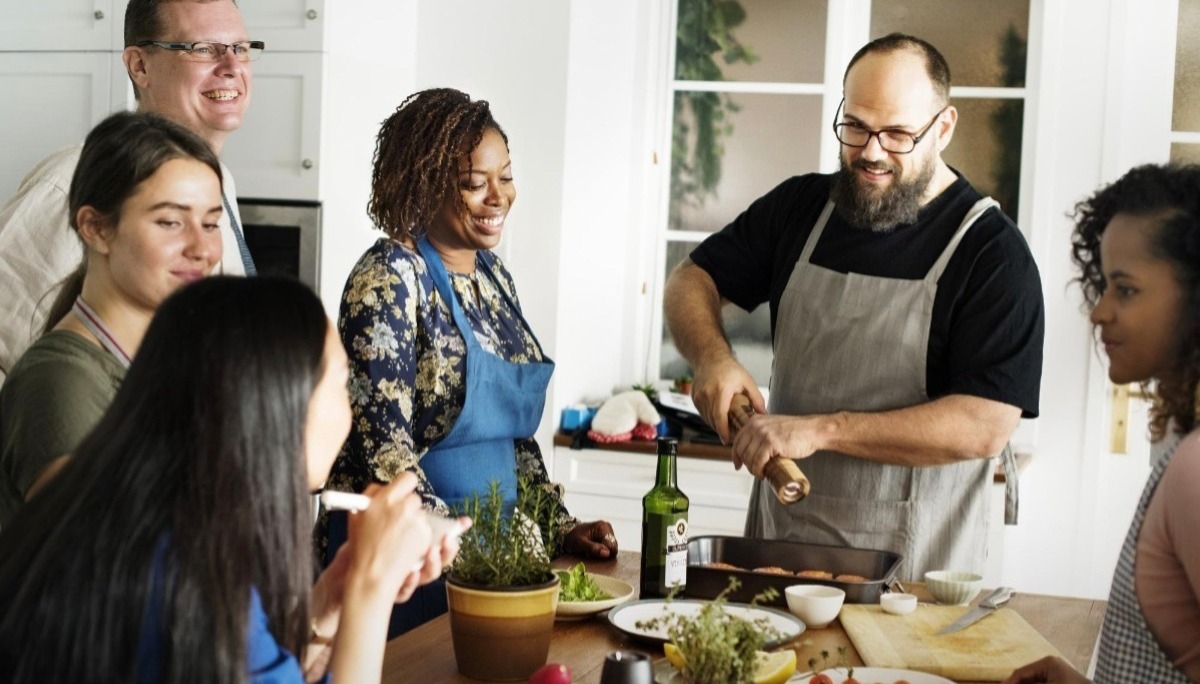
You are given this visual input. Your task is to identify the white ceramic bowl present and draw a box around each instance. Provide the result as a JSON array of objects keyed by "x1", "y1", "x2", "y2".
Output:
[
  {"x1": 924, "y1": 570, "x2": 983, "y2": 605},
  {"x1": 784, "y1": 584, "x2": 845, "y2": 629},
  {"x1": 880, "y1": 592, "x2": 917, "y2": 615}
]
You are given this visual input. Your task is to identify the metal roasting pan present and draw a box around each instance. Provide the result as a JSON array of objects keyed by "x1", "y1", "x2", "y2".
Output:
[{"x1": 683, "y1": 535, "x2": 903, "y2": 606}]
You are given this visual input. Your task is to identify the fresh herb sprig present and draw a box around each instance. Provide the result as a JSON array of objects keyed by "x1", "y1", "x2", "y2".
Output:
[
  {"x1": 556, "y1": 562, "x2": 613, "y2": 602},
  {"x1": 637, "y1": 577, "x2": 781, "y2": 683},
  {"x1": 450, "y1": 479, "x2": 561, "y2": 588}
]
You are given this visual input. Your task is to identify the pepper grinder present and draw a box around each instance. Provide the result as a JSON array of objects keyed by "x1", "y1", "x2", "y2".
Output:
[
  {"x1": 599, "y1": 650, "x2": 653, "y2": 684},
  {"x1": 728, "y1": 393, "x2": 811, "y2": 504}
]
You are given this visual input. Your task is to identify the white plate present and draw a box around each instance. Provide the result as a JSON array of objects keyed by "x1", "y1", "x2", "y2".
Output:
[
  {"x1": 791, "y1": 667, "x2": 956, "y2": 683},
  {"x1": 607, "y1": 599, "x2": 804, "y2": 648},
  {"x1": 555, "y1": 573, "x2": 635, "y2": 620}
]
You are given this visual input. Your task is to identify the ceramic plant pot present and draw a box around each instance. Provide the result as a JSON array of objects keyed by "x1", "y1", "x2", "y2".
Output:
[{"x1": 445, "y1": 574, "x2": 560, "y2": 681}]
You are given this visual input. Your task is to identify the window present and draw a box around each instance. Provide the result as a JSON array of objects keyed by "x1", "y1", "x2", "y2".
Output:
[
  {"x1": 653, "y1": 0, "x2": 1031, "y2": 386},
  {"x1": 1171, "y1": 0, "x2": 1200, "y2": 163}
]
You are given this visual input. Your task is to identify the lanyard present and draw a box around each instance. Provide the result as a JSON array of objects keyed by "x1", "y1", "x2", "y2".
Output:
[{"x1": 71, "y1": 297, "x2": 132, "y2": 368}]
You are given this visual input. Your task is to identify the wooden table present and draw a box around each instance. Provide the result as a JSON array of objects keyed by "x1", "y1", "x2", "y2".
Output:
[{"x1": 382, "y1": 553, "x2": 1105, "y2": 683}]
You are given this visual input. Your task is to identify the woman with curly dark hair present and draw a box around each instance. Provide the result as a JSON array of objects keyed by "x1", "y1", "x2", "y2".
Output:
[
  {"x1": 316, "y1": 88, "x2": 617, "y2": 636},
  {"x1": 1006, "y1": 163, "x2": 1200, "y2": 684}
]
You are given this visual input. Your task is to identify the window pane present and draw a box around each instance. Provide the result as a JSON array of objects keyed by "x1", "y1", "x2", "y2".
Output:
[
  {"x1": 675, "y1": 0, "x2": 826, "y2": 83},
  {"x1": 941, "y1": 98, "x2": 1024, "y2": 219},
  {"x1": 870, "y1": 0, "x2": 1029, "y2": 88},
  {"x1": 1174, "y1": 0, "x2": 1200, "y2": 131},
  {"x1": 670, "y1": 92, "x2": 822, "y2": 233},
  {"x1": 660, "y1": 241, "x2": 774, "y2": 386},
  {"x1": 1170, "y1": 143, "x2": 1200, "y2": 165}
]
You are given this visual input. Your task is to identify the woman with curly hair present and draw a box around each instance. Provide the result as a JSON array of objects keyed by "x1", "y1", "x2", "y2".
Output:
[
  {"x1": 316, "y1": 88, "x2": 617, "y2": 635},
  {"x1": 1006, "y1": 164, "x2": 1200, "y2": 683}
]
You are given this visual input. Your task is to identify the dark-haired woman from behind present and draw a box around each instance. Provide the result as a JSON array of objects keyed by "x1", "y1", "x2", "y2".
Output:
[
  {"x1": 315, "y1": 87, "x2": 618, "y2": 636},
  {"x1": 0, "y1": 110, "x2": 223, "y2": 526},
  {"x1": 1005, "y1": 164, "x2": 1200, "y2": 683},
  {"x1": 0, "y1": 277, "x2": 441, "y2": 683}
]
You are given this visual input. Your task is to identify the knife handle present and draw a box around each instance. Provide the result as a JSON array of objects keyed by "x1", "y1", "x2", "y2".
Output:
[
  {"x1": 982, "y1": 586, "x2": 1015, "y2": 608},
  {"x1": 729, "y1": 394, "x2": 811, "y2": 505}
]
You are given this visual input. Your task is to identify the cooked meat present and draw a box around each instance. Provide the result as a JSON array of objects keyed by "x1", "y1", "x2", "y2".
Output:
[
  {"x1": 702, "y1": 561, "x2": 744, "y2": 571},
  {"x1": 753, "y1": 566, "x2": 794, "y2": 576},
  {"x1": 795, "y1": 569, "x2": 834, "y2": 579},
  {"x1": 834, "y1": 573, "x2": 869, "y2": 582}
]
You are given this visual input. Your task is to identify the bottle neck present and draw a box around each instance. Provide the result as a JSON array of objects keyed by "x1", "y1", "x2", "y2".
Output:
[{"x1": 655, "y1": 451, "x2": 678, "y2": 488}]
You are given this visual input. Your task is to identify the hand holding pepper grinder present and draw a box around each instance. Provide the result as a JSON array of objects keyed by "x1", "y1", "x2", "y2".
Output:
[{"x1": 728, "y1": 394, "x2": 811, "y2": 504}]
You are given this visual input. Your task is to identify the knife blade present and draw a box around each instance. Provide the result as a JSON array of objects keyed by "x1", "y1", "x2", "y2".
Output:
[{"x1": 936, "y1": 586, "x2": 1015, "y2": 635}]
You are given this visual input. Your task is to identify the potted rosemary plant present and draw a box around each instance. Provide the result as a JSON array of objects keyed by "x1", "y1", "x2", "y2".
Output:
[{"x1": 446, "y1": 480, "x2": 562, "y2": 681}]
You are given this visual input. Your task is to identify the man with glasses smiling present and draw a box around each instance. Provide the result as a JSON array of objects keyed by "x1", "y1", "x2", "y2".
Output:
[
  {"x1": 664, "y1": 34, "x2": 1044, "y2": 580},
  {"x1": 0, "y1": 0, "x2": 261, "y2": 387}
]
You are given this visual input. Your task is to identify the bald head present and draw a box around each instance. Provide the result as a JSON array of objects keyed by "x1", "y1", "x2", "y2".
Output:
[{"x1": 844, "y1": 33, "x2": 951, "y2": 107}]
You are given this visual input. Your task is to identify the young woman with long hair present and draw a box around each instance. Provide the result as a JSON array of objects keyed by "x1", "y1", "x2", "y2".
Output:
[
  {"x1": 1006, "y1": 164, "x2": 1200, "y2": 683},
  {"x1": 0, "y1": 276, "x2": 438, "y2": 683},
  {"x1": 0, "y1": 110, "x2": 223, "y2": 525}
]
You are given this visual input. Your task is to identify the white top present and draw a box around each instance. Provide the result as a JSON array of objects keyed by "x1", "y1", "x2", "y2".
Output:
[{"x1": 0, "y1": 144, "x2": 246, "y2": 386}]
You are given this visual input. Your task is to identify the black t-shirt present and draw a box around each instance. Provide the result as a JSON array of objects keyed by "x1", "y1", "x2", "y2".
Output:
[{"x1": 689, "y1": 172, "x2": 1044, "y2": 418}]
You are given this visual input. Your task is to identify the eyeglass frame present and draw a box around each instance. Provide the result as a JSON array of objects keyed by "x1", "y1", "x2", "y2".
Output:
[
  {"x1": 832, "y1": 99, "x2": 948, "y2": 154},
  {"x1": 135, "y1": 40, "x2": 266, "y2": 62}
]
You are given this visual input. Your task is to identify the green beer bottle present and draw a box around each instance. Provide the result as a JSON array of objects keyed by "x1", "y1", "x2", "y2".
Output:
[{"x1": 640, "y1": 437, "x2": 690, "y2": 598}]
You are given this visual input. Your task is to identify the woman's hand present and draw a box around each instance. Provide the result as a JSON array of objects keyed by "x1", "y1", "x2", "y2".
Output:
[
  {"x1": 346, "y1": 473, "x2": 434, "y2": 595},
  {"x1": 393, "y1": 516, "x2": 473, "y2": 603},
  {"x1": 562, "y1": 521, "x2": 618, "y2": 558},
  {"x1": 1001, "y1": 656, "x2": 1090, "y2": 684}
]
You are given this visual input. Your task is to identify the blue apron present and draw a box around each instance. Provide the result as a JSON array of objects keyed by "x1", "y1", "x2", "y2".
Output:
[{"x1": 326, "y1": 238, "x2": 554, "y2": 638}]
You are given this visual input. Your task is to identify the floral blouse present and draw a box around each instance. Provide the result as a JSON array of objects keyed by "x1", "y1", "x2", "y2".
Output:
[{"x1": 315, "y1": 237, "x2": 576, "y2": 557}]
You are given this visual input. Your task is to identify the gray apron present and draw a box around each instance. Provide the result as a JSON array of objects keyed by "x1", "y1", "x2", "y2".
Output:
[{"x1": 744, "y1": 197, "x2": 1019, "y2": 581}]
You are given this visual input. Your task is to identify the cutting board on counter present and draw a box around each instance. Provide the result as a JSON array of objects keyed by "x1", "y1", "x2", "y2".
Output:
[{"x1": 839, "y1": 604, "x2": 1064, "y2": 682}]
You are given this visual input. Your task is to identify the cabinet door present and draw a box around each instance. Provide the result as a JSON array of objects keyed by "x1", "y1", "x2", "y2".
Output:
[
  {"x1": 239, "y1": 0, "x2": 324, "y2": 52},
  {"x1": 221, "y1": 53, "x2": 322, "y2": 201},
  {"x1": 0, "y1": 0, "x2": 118, "y2": 51},
  {"x1": 0, "y1": 53, "x2": 114, "y2": 199}
]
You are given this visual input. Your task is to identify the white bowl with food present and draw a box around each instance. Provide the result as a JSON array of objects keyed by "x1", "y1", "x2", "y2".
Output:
[{"x1": 554, "y1": 564, "x2": 635, "y2": 620}]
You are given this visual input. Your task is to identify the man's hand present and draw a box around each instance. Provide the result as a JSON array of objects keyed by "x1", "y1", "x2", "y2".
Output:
[
  {"x1": 730, "y1": 413, "x2": 828, "y2": 478},
  {"x1": 691, "y1": 356, "x2": 765, "y2": 444},
  {"x1": 1001, "y1": 656, "x2": 1090, "y2": 684}
]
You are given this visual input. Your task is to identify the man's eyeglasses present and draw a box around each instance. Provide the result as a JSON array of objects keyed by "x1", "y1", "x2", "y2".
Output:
[
  {"x1": 136, "y1": 40, "x2": 265, "y2": 63},
  {"x1": 832, "y1": 99, "x2": 946, "y2": 154}
]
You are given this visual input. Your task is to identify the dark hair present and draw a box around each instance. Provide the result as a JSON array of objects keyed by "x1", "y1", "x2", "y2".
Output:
[
  {"x1": 844, "y1": 32, "x2": 952, "y2": 105},
  {"x1": 42, "y1": 110, "x2": 222, "y2": 333},
  {"x1": 123, "y1": 0, "x2": 240, "y2": 99},
  {"x1": 368, "y1": 87, "x2": 508, "y2": 241},
  {"x1": 1071, "y1": 163, "x2": 1200, "y2": 439},
  {"x1": 0, "y1": 276, "x2": 328, "y2": 683}
]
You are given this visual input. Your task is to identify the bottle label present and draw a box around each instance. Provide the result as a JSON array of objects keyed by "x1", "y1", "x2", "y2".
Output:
[{"x1": 664, "y1": 517, "x2": 688, "y2": 587}]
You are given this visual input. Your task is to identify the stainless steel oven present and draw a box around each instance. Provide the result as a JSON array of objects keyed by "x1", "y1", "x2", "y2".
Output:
[{"x1": 237, "y1": 198, "x2": 322, "y2": 291}]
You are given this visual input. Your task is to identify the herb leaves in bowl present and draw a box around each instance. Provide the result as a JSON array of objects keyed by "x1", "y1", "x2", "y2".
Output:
[{"x1": 557, "y1": 563, "x2": 614, "y2": 602}]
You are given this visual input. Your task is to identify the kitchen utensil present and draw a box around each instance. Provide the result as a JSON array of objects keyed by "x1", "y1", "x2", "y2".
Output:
[
  {"x1": 685, "y1": 535, "x2": 903, "y2": 605},
  {"x1": 784, "y1": 584, "x2": 845, "y2": 628},
  {"x1": 923, "y1": 569, "x2": 983, "y2": 605},
  {"x1": 600, "y1": 650, "x2": 653, "y2": 684},
  {"x1": 728, "y1": 394, "x2": 810, "y2": 503},
  {"x1": 554, "y1": 573, "x2": 635, "y2": 620},
  {"x1": 606, "y1": 599, "x2": 804, "y2": 647},
  {"x1": 936, "y1": 586, "x2": 1015, "y2": 634},
  {"x1": 840, "y1": 601, "x2": 1063, "y2": 681}
]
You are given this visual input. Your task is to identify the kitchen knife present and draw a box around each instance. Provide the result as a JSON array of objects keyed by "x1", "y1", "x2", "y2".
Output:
[{"x1": 936, "y1": 586, "x2": 1015, "y2": 635}]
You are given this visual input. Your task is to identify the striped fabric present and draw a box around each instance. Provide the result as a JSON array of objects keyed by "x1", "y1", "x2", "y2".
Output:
[
  {"x1": 223, "y1": 192, "x2": 257, "y2": 276},
  {"x1": 1094, "y1": 431, "x2": 1189, "y2": 683}
]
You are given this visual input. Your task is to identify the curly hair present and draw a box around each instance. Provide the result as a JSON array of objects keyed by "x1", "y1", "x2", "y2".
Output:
[
  {"x1": 368, "y1": 88, "x2": 508, "y2": 241},
  {"x1": 1070, "y1": 163, "x2": 1200, "y2": 440}
]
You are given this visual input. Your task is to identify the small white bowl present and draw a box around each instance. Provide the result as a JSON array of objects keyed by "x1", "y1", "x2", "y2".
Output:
[
  {"x1": 784, "y1": 584, "x2": 845, "y2": 629},
  {"x1": 880, "y1": 592, "x2": 917, "y2": 615},
  {"x1": 924, "y1": 570, "x2": 983, "y2": 605}
]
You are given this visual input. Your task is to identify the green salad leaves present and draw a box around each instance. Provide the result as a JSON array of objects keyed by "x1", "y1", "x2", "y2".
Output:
[{"x1": 555, "y1": 563, "x2": 613, "y2": 602}]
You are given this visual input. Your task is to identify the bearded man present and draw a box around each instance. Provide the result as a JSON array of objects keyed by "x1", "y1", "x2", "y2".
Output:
[{"x1": 663, "y1": 33, "x2": 1044, "y2": 581}]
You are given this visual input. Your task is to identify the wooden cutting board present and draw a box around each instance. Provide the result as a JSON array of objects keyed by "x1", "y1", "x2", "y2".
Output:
[{"x1": 839, "y1": 604, "x2": 1065, "y2": 682}]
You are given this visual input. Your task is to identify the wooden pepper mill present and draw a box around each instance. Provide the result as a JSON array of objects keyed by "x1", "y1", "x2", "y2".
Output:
[{"x1": 728, "y1": 393, "x2": 811, "y2": 504}]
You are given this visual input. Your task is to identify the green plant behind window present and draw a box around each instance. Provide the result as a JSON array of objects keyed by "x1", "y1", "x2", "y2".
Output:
[{"x1": 671, "y1": 0, "x2": 758, "y2": 229}]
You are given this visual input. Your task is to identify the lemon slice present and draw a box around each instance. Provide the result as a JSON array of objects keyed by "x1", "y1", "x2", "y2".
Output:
[
  {"x1": 663, "y1": 642, "x2": 686, "y2": 670},
  {"x1": 752, "y1": 649, "x2": 797, "y2": 684}
]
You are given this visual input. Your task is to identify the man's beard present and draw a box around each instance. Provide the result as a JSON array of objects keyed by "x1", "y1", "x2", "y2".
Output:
[{"x1": 830, "y1": 150, "x2": 937, "y2": 233}]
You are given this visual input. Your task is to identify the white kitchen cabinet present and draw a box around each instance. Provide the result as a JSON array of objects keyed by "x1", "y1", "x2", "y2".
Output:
[
  {"x1": 0, "y1": 0, "x2": 125, "y2": 51},
  {"x1": 0, "y1": 52, "x2": 121, "y2": 198},
  {"x1": 552, "y1": 446, "x2": 754, "y2": 554},
  {"x1": 239, "y1": 0, "x2": 325, "y2": 52},
  {"x1": 221, "y1": 52, "x2": 323, "y2": 201}
]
